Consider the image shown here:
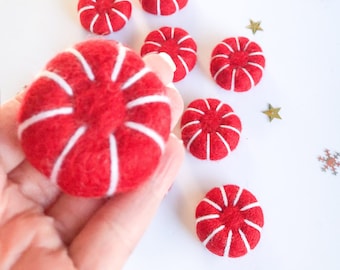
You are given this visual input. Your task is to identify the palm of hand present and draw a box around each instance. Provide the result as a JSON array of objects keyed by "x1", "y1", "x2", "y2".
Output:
[{"x1": 1, "y1": 156, "x2": 155, "y2": 270}]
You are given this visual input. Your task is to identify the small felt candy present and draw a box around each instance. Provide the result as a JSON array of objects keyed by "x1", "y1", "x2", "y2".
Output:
[
  {"x1": 196, "y1": 185, "x2": 264, "y2": 257},
  {"x1": 139, "y1": 0, "x2": 188, "y2": 16},
  {"x1": 180, "y1": 98, "x2": 241, "y2": 160},
  {"x1": 141, "y1": 26, "x2": 197, "y2": 82},
  {"x1": 18, "y1": 39, "x2": 171, "y2": 198},
  {"x1": 78, "y1": 0, "x2": 132, "y2": 35},
  {"x1": 210, "y1": 36, "x2": 265, "y2": 92}
]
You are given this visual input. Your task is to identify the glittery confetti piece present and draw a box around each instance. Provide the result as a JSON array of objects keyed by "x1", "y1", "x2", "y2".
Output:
[
  {"x1": 262, "y1": 104, "x2": 281, "y2": 122},
  {"x1": 318, "y1": 149, "x2": 340, "y2": 175},
  {"x1": 246, "y1": 20, "x2": 263, "y2": 34}
]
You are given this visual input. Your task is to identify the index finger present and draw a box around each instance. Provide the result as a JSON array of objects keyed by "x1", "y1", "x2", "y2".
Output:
[{"x1": 0, "y1": 92, "x2": 26, "y2": 173}]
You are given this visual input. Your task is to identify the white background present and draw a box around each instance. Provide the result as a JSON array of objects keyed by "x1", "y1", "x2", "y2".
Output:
[{"x1": 1, "y1": 0, "x2": 340, "y2": 269}]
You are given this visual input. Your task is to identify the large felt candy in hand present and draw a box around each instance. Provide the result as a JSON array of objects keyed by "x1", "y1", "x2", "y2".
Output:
[
  {"x1": 210, "y1": 37, "x2": 265, "y2": 92},
  {"x1": 180, "y1": 98, "x2": 241, "y2": 160},
  {"x1": 196, "y1": 185, "x2": 264, "y2": 257},
  {"x1": 141, "y1": 26, "x2": 197, "y2": 82},
  {"x1": 78, "y1": 0, "x2": 132, "y2": 35},
  {"x1": 18, "y1": 39, "x2": 171, "y2": 198},
  {"x1": 139, "y1": 0, "x2": 188, "y2": 15}
]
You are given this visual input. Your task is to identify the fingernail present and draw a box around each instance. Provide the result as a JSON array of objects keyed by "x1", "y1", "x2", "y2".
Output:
[
  {"x1": 167, "y1": 82, "x2": 179, "y2": 92},
  {"x1": 143, "y1": 53, "x2": 174, "y2": 85},
  {"x1": 158, "y1": 52, "x2": 176, "y2": 72}
]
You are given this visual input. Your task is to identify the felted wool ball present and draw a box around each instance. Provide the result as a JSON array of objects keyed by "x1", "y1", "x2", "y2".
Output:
[
  {"x1": 180, "y1": 98, "x2": 241, "y2": 160},
  {"x1": 17, "y1": 39, "x2": 171, "y2": 198},
  {"x1": 196, "y1": 185, "x2": 264, "y2": 257},
  {"x1": 141, "y1": 26, "x2": 197, "y2": 82},
  {"x1": 139, "y1": 0, "x2": 188, "y2": 16},
  {"x1": 210, "y1": 36, "x2": 265, "y2": 92},
  {"x1": 78, "y1": 0, "x2": 132, "y2": 35}
]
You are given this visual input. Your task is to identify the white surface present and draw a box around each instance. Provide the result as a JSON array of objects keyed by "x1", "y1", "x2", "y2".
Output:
[{"x1": 1, "y1": 0, "x2": 340, "y2": 269}]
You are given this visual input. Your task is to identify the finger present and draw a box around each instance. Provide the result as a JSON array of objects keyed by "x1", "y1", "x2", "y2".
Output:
[
  {"x1": 0, "y1": 93, "x2": 26, "y2": 173},
  {"x1": 7, "y1": 160, "x2": 60, "y2": 208},
  {"x1": 46, "y1": 195, "x2": 105, "y2": 245},
  {"x1": 8, "y1": 159, "x2": 105, "y2": 244},
  {"x1": 69, "y1": 135, "x2": 185, "y2": 270},
  {"x1": 166, "y1": 84, "x2": 184, "y2": 130},
  {"x1": 0, "y1": 209, "x2": 75, "y2": 270},
  {"x1": 0, "y1": 165, "x2": 6, "y2": 193},
  {"x1": 143, "y1": 52, "x2": 176, "y2": 85},
  {"x1": 143, "y1": 53, "x2": 183, "y2": 129}
]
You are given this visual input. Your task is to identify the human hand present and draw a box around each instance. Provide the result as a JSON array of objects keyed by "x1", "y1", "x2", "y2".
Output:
[{"x1": 0, "y1": 54, "x2": 185, "y2": 270}]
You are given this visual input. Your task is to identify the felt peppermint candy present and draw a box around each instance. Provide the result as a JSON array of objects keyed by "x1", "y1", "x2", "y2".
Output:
[
  {"x1": 78, "y1": 0, "x2": 132, "y2": 35},
  {"x1": 180, "y1": 98, "x2": 241, "y2": 160},
  {"x1": 196, "y1": 185, "x2": 264, "y2": 257},
  {"x1": 139, "y1": 0, "x2": 188, "y2": 16},
  {"x1": 141, "y1": 26, "x2": 197, "y2": 82},
  {"x1": 18, "y1": 39, "x2": 171, "y2": 198},
  {"x1": 210, "y1": 37, "x2": 265, "y2": 92}
]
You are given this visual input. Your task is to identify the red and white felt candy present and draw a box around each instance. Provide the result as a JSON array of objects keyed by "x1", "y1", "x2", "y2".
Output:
[
  {"x1": 78, "y1": 0, "x2": 132, "y2": 35},
  {"x1": 139, "y1": 0, "x2": 188, "y2": 16},
  {"x1": 18, "y1": 39, "x2": 171, "y2": 198},
  {"x1": 210, "y1": 36, "x2": 265, "y2": 92},
  {"x1": 180, "y1": 98, "x2": 241, "y2": 160},
  {"x1": 141, "y1": 26, "x2": 197, "y2": 82},
  {"x1": 196, "y1": 185, "x2": 264, "y2": 257}
]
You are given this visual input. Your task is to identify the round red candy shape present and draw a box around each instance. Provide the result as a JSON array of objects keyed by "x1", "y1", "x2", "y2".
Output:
[
  {"x1": 141, "y1": 26, "x2": 197, "y2": 82},
  {"x1": 180, "y1": 98, "x2": 241, "y2": 160},
  {"x1": 18, "y1": 39, "x2": 171, "y2": 198},
  {"x1": 78, "y1": 0, "x2": 132, "y2": 35},
  {"x1": 139, "y1": 0, "x2": 188, "y2": 15},
  {"x1": 196, "y1": 185, "x2": 264, "y2": 257},
  {"x1": 210, "y1": 36, "x2": 265, "y2": 92}
]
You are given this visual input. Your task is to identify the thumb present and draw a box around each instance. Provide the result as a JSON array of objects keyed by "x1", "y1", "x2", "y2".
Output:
[{"x1": 69, "y1": 134, "x2": 185, "y2": 270}]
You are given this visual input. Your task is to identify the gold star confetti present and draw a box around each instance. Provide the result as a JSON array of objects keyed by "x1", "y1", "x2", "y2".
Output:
[
  {"x1": 262, "y1": 104, "x2": 282, "y2": 122},
  {"x1": 246, "y1": 19, "x2": 263, "y2": 34}
]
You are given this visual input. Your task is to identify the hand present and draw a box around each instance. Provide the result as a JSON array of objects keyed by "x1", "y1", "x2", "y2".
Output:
[{"x1": 0, "y1": 54, "x2": 185, "y2": 270}]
